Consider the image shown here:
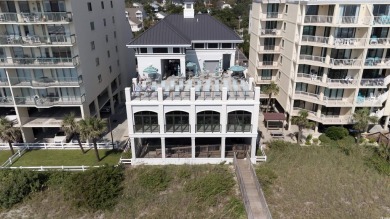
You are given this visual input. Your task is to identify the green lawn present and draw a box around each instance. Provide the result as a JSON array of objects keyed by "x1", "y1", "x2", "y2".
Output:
[
  {"x1": 10, "y1": 149, "x2": 122, "y2": 166},
  {"x1": 257, "y1": 141, "x2": 390, "y2": 218},
  {"x1": 0, "y1": 151, "x2": 13, "y2": 165}
]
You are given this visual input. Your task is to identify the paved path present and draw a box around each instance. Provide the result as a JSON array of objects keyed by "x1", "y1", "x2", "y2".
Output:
[{"x1": 236, "y1": 159, "x2": 270, "y2": 219}]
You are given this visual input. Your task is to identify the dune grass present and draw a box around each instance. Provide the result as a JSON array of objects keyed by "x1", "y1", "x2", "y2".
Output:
[
  {"x1": 257, "y1": 142, "x2": 390, "y2": 218},
  {"x1": 10, "y1": 149, "x2": 122, "y2": 166}
]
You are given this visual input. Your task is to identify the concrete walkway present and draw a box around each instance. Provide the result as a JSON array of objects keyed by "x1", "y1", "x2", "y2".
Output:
[{"x1": 236, "y1": 159, "x2": 270, "y2": 219}]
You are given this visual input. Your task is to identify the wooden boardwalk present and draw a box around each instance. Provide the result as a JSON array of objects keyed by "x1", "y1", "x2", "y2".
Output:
[{"x1": 235, "y1": 158, "x2": 272, "y2": 219}]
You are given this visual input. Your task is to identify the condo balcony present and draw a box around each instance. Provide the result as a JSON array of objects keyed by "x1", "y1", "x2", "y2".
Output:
[
  {"x1": 296, "y1": 73, "x2": 323, "y2": 85},
  {"x1": 294, "y1": 91, "x2": 321, "y2": 104},
  {"x1": 258, "y1": 45, "x2": 280, "y2": 53},
  {"x1": 360, "y1": 77, "x2": 390, "y2": 88},
  {"x1": 326, "y1": 78, "x2": 358, "y2": 88},
  {"x1": 330, "y1": 58, "x2": 363, "y2": 69},
  {"x1": 0, "y1": 77, "x2": 9, "y2": 86},
  {"x1": 0, "y1": 56, "x2": 79, "y2": 68},
  {"x1": 372, "y1": 15, "x2": 390, "y2": 26},
  {"x1": 338, "y1": 16, "x2": 371, "y2": 25},
  {"x1": 323, "y1": 96, "x2": 354, "y2": 107},
  {"x1": 259, "y1": 28, "x2": 282, "y2": 37},
  {"x1": 355, "y1": 91, "x2": 389, "y2": 107},
  {"x1": 368, "y1": 37, "x2": 390, "y2": 47},
  {"x1": 333, "y1": 37, "x2": 367, "y2": 47},
  {"x1": 260, "y1": 12, "x2": 283, "y2": 20},
  {"x1": 301, "y1": 35, "x2": 329, "y2": 46},
  {"x1": 257, "y1": 61, "x2": 279, "y2": 69},
  {"x1": 0, "y1": 96, "x2": 14, "y2": 105},
  {"x1": 0, "y1": 12, "x2": 72, "y2": 24},
  {"x1": 0, "y1": 34, "x2": 76, "y2": 47},
  {"x1": 14, "y1": 95, "x2": 85, "y2": 107},
  {"x1": 9, "y1": 77, "x2": 81, "y2": 87},
  {"x1": 299, "y1": 55, "x2": 326, "y2": 66},
  {"x1": 292, "y1": 107, "x2": 353, "y2": 124},
  {"x1": 364, "y1": 58, "x2": 390, "y2": 68},
  {"x1": 302, "y1": 15, "x2": 333, "y2": 24}
]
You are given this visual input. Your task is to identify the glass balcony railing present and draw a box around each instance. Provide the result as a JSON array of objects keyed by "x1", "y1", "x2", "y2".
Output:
[
  {"x1": 0, "y1": 96, "x2": 14, "y2": 105},
  {"x1": 9, "y1": 77, "x2": 80, "y2": 87},
  {"x1": 0, "y1": 56, "x2": 79, "y2": 67},
  {"x1": 0, "y1": 12, "x2": 72, "y2": 23},
  {"x1": 0, "y1": 77, "x2": 9, "y2": 86},
  {"x1": 133, "y1": 124, "x2": 160, "y2": 133},
  {"x1": 226, "y1": 124, "x2": 252, "y2": 132},
  {"x1": 165, "y1": 124, "x2": 190, "y2": 133},
  {"x1": 14, "y1": 95, "x2": 84, "y2": 106},
  {"x1": 195, "y1": 124, "x2": 221, "y2": 133},
  {"x1": 0, "y1": 34, "x2": 76, "y2": 46}
]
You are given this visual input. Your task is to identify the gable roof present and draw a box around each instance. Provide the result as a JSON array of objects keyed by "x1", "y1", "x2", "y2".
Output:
[{"x1": 128, "y1": 14, "x2": 242, "y2": 46}]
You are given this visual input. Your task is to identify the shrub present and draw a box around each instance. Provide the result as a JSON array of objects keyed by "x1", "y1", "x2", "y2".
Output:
[
  {"x1": 184, "y1": 166, "x2": 234, "y2": 205},
  {"x1": 255, "y1": 166, "x2": 277, "y2": 193},
  {"x1": 306, "y1": 134, "x2": 313, "y2": 141},
  {"x1": 312, "y1": 138, "x2": 319, "y2": 145},
  {"x1": 225, "y1": 197, "x2": 246, "y2": 219},
  {"x1": 367, "y1": 155, "x2": 390, "y2": 176},
  {"x1": 268, "y1": 140, "x2": 297, "y2": 151},
  {"x1": 66, "y1": 165, "x2": 124, "y2": 211},
  {"x1": 138, "y1": 167, "x2": 171, "y2": 192},
  {"x1": 305, "y1": 140, "x2": 311, "y2": 145},
  {"x1": 318, "y1": 134, "x2": 332, "y2": 145},
  {"x1": 0, "y1": 170, "x2": 48, "y2": 209},
  {"x1": 325, "y1": 126, "x2": 349, "y2": 140},
  {"x1": 368, "y1": 137, "x2": 377, "y2": 144},
  {"x1": 121, "y1": 150, "x2": 132, "y2": 159}
]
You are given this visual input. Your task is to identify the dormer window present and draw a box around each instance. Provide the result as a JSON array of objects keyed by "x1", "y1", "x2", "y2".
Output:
[{"x1": 186, "y1": 4, "x2": 191, "y2": 9}]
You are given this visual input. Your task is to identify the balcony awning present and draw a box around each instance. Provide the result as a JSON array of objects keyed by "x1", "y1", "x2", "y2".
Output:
[{"x1": 263, "y1": 113, "x2": 285, "y2": 121}]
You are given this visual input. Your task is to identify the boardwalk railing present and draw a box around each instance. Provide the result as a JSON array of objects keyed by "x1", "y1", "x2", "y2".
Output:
[
  {"x1": 1, "y1": 147, "x2": 27, "y2": 167},
  {"x1": 233, "y1": 152, "x2": 254, "y2": 219},
  {"x1": 0, "y1": 142, "x2": 117, "y2": 150},
  {"x1": 247, "y1": 153, "x2": 273, "y2": 219},
  {"x1": 3, "y1": 165, "x2": 100, "y2": 171},
  {"x1": 256, "y1": 145, "x2": 267, "y2": 162}
]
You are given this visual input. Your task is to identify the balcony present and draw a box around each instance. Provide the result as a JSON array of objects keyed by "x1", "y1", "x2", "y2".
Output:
[
  {"x1": 326, "y1": 78, "x2": 358, "y2": 88},
  {"x1": 165, "y1": 124, "x2": 190, "y2": 133},
  {"x1": 0, "y1": 34, "x2": 76, "y2": 47},
  {"x1": 330, "y1": 58, "x2": 362, "y2": 69},
  {"x1": 0, "y1": 12, "x2": 72, "y2": 24},
  {"x1": 0, "y1": 56, "x2": 79, "y2": 68},
  {"x1": 195, "y1": 124, "x2": 221, "y2": 133},
  {"x1": 360, "y1": 78, "x2": 386, "y2": 87},
  {"x1": 260, "y1": 12, "x2": 283, "y2": 20},
  {"x1": 320, "y1": 114, "x2": 352, "y2": 124},
  {"x1": 355, "y1": 91, "x2": 388, "y2": 107},
  {"x1": 0, "y1": 97, "x2": 14, "y2": 105},
  {"x1": 302, "y1": 15, "x2": 333, "y2": 24},
  {"x1": 337, "y1": 16, "x2": 371, "y2": 25},
  {"x1": 294, "y1": 91, "x2": 321, "y2": 104},
  {"x1": 14, "y1": 95, "x2": 84, "y2": 107},
  {"x1": 0, "y1": 77, "x2": 9, "y2": 86},
  {"x1": 226, "y1": 124, "x2": 252, "y2": 132},
  {"x1": 372, "y1": 15, "x2": 390, "y2": 26},
  {"x1": 364, "y1": 58, "x2": 390, "y2": 68},
  {"x1": 257, "y1": 61, "x2": 279, "y2": 69},
  {"x1": 333, "y1": 38, "x2": 366, "y2": 47},
  {"x1": 259, "y1": 29, "x2": 282, "y2": 37},
  {"x1": 368, "y1": 37, "x2": 390, "y2": 47},
  {"x1": 258, "y1": 45, "x2": 280, "y2": 53},
  {"x1": 299, "y1": 55, "x2": 326, "y2": 65},
  {"x1": 9, "y1": 77, "x2": 80, "y2": 87},
  {"x1": 323, "y1": 97, "x2": 354, "y2": 107},
  {"x1": 133, "y1": 124, "x2": 160, "y2": 133},
  {"x1": 296, "y1": 73, "x2": 323, "y2": 85},
  {"x1": 370, "y1": 108, "x2": 384, "y2": 118},
  {"x1": 301, "y1": 35, "x2": 329, "y2": 45}
]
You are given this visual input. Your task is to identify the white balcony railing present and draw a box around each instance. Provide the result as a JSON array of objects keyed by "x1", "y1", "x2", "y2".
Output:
[
  {"x1": 301, "y1": 35, "x2": 329, "y2": 44},
  {"x1": 299, "y1": 55, "x2": 326, "y2": 63},
  {"x1": 14, "y1": 95, "x2": 84, "y2": 106},
  {"x1": 320, "y1": 114, "x2": 352, "y2": 123},
  {"x1": 372, "y1": 15, "x2": 390, "y2": 25},
  {"x1": 294, "y1": 91, "x2": 320, "y2": 100},
  {"x1": 323, "y1": 97, "x2": 354, "y2": 106},
  {"x1": 360, "y1": 78, "x2": 385, "y2": 87},
  {"x1": 356, "y1": 91, "x2": 389, "y2": 106},
  {"x1": 259, "y1": 29, "x2": 281, "y2": 36},
  {"x1": 338, "y1": 16, "x2": 371, "y2": 25},
  {"x1": 364, "y1": 58, "x2": 390, "y2": 67},
  {"x1": 331, "y1": 59, "x2": 362, "y2": 67},
  {"x1": 9, "y1": 77, "x2": 80, "y2": 87},
  {"x1": 0, "y1": 12, "x2": 72, "y2": 23},
  {"x1": 0, "y1": 56, "x2": 79, "y2": 68},
  {"x1": 296, "y1": 73, "x2": 323, "y2": 82},
  {"x1": 263, "y1": 12, "x2": 283, "y2": 19},
  {"x1": 0, "y1": 34, "x2": 75, "y2": 46},
  {"x1": 260, "y1": 45, "x2": 280, "y2": 52},
  {"x1": 333, "y1": 38, "x2": 366, "y2": 46},
  {"x1": 258, "y1": 61, "x2": 279, "y2": 68},
  {"x1": 303, "y1": 15, "x2": 333, "y2": 23},
  {"x1": 326, "y1": 78, "x2": 357, "y2": 86},
  {"x1": 369, "y1": 38, "x2": 390, "y2": 46}
]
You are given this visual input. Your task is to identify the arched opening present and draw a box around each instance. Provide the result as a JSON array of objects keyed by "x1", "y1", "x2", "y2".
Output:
[
  {"x1": 227, "y1": 111, "x2": 252, "y2": 132},
  {"x1": 165, "y1": 111, "x2": 189, "y2": 132},
  {"x1": 134, "y1": 111, "x2": 159, "y2": 133},
  {"x1": 196, "y1": 111, "x2": 221, "y2": 132}
]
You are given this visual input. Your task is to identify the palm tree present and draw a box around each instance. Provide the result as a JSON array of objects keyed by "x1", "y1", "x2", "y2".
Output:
[
  {"x1": 353, "y1": 108, "x2": 378, "y2": 142},
  {"x1": 62, "y1": 112, "x2": 85, "y2": 154},
  {"x1": 291, "y1": 110, "x2": 315, "y2": 144},
  {"x1": 78, "y1": 117, "x2": 107, "y2": 161},
  {"x1": 264, "y1": 82, "x2": 279, "y2": 112},
  {"x1": 0, "y1": 117, "x2": 21, "y2": 155}
]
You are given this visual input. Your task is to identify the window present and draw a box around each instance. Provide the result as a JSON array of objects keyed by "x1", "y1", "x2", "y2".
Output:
[
  {"x1": 321, "y1": 107, "x2": 341, "y2": 116},
  {"x1": 166, "y1": 111, "x2": 190, "y2": 132},
  {"x1": 87, "y1": 2, "x2": 92, "y2": 11},
  {"x1": 221, "y1": 43, "x2": 232, "y2": 49},
  {"x1": 194, "y1": 43, "x2": 204, "y2": 49},
  {"x1": 306, "y1": 5, "x2": 319, "y2": 15},
  {"x1": 283, "y1": 23, "x2": 286, "y2": 31},
  {"x1": 107, "y1": 50, "x2": 110, "y2": 58},
  {"x1": 285, "y1": 5, "x2": 288, "y2": 13},
  {"x1": 114, "y1": 31, "x2": 116, "y2": 38},
  {"x1": 300, "y1": 46, "x2": 313, "y2": 55},
  {"x1": 196, "y1": 111, "x2": 220, "y2": 132},
  {"x1": 101, "y1": 1, "x2": 104, "y2": 9},
  {"x1": 110, "y1": 1, "x2": 113, "y2": 8},
  {"x1": 96, "y1": 57, "x2": 100, "y2": 66},
  {"x1": 261, "y1": 69, "x2": 272, "y2": 80},
  {"x1": 282, "y1": 39, "x2": 285, "y2": 48},
  {"x1": 336, "y1": 28, "x2": 356, "y2": 38},
  {"x1": 90, "y1": 41, "x2": 95, "y2": 50},
  {"x1": 208, "y1": 43, "x2": 218, "y2": 49},
  {"x1": 303, "y1": 26, "x2": 316, "y2": 36},
  {"x1": 280, "y1": 56, "x2": 283, "y2": 64},
  {"x1": 140, "y1": 48, "x2": 147, "y2": 53},
  {"x1": 90, "y1": 22, "x2": 95, "y2": 31},
  {"x1": 186, "y1": 4, "x2": 191, "y2": 9},
  {"x1": 112, "y1": 16, "x2": 115, "y2": 24},
  {"x1": 116, "y1": 46, "x2": 119, "y2": 53},
  {"x1": 295, "y1": 82, "x2": 308, "y2": 92},
  {"x1": 324, "y1": 88, "x2": 344, "y2": 100},
  {"x1": 109, "y1": 66, "x2": 112, "y2": 73},
  {"x1": 227, "y1": 111, "x2": 251, "y2": 132},
  {"x1": 106, "y1": 35, "x2": 108, "y2": 42},
  {"x1": 152, "y1": 48, "x2": 168, "y2": 53},
  {"x1": 117, "y1": 59, "x2": 120, "y2": 66},
  {"x1": 98, "y1": 74, "x2": 102, "y2": 83},
  {"x1": 173, "y1": 48, "x2": 180, "y2": 53},
  {"x1": 103, "y1": 18, "x2": 106, "y2": 26},
  {"x1": 134, "y1": 111, "x2": 159, "y2": 133},
  {"x1": 278, "y1": 71, "x2": 281, "y2": 79}
]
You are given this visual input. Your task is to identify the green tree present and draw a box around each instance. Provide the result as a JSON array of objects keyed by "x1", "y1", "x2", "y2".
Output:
[
  {"x1": 62, "y1": 112, "x2": 85, "y2": 154},
  {"x1": 165, "y1": 4, "x2": 183, "y2": 14},
  {"x1": 78, "y1": 117, "x2": 107, "y2": 161},
  {"x1": 353, "y1": 108, "x2": 378, "y2": 142},
  {"x1": 291, "y1": 110, "x2": 315, "y2": 144},
  {"x1": 263, "y1": 82, "x2": 279, "y2": 113},
  {"x1": 0, "y1": 117, "x2": 21, "y2": 155}
]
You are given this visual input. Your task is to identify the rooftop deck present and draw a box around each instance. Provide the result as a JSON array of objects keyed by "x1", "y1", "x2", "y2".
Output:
[{"x1": 129, "y1": 72, "x2": 259, "y2": 102}]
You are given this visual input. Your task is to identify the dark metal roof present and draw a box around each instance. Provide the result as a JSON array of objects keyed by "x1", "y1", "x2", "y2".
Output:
[{"x1": 128, "y1": 14, "x2": 242, "y2": 46}]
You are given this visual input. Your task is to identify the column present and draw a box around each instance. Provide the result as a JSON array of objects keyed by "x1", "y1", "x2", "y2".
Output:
[
  {"x1": 191, "y1": 137, "x2": 195, "y2": 158},
  {"x1": 94, "y1": 99, "x2": 100, "y2": 118},
  {"x1": 130, "y1": 138, "x2": 136, "y2": 159},
  {"x1": 221, "y1": 137, "x2": 225, "y2": 159},
  {"x1": 108, "y1": 85, "x2": 116, "y2": 115},
  {"x1": 161, "y1": 137, "x2": 166, "y2": 158},
  {"x1": 384, "y1": 116, "x2": 389, "y2": 130},
  {"x1": 314, "y1": 122, "x2": 319, "y2": 133},
  {"x1": 250, "y1": 137, "x2": 256, "y2": 164}
]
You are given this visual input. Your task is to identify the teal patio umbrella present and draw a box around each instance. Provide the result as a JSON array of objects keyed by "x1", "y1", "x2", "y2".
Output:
[
  {"x1": 143, "y1": 65, "x2": 159, "y2": 79},
  {"x1": 186, "y1": 61, "x2": 198, "y2": 76},
  {"x1": 228, "y1": 65, "x2": 246, "y2": 72}
]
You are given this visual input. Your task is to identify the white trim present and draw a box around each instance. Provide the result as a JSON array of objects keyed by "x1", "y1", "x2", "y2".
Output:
[
  {"x1": 127, "y1": 44, "x2": 192, "y2": 48},
  {"x1": 192, "y1": 40, "x2": 243, "y2": 43}
]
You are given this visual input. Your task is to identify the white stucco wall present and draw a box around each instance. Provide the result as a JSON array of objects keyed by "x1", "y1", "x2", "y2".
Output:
[{"x1": 186, "y1": 48, "x2": 237, "y2": 71}]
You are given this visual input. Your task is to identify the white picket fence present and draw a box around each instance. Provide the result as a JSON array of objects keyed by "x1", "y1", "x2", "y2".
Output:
[
  {"x1": 0, "y1": 142, "x2": 117, "y2": 150},
  {"x1": 1, "y1": 148, "x2": 27, "y2": 167},
  {"x1": 119, "y1": 139, "x2": 132, "y2": 165},
  {"x1": 4, "y1": 165, "x2": 101, "y2": 171}
]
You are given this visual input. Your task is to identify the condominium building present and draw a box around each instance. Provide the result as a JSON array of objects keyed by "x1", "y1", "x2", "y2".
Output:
[
  {"x1": 249, "y1": 0, "x2": 390, "y2": 130},
  {"x1": 125, "y1": 1, "x2": 260, "y2": 165},
  {"x1": 0, "y1": 0, "x2": 136, "y2": 142}
]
